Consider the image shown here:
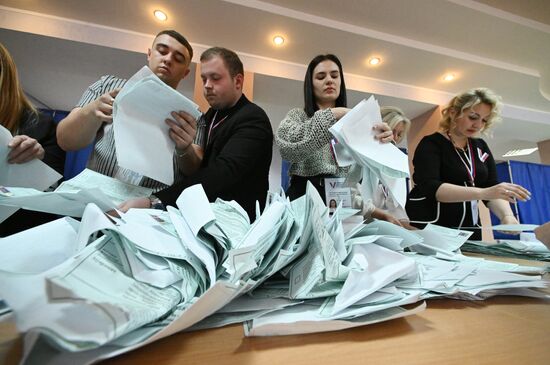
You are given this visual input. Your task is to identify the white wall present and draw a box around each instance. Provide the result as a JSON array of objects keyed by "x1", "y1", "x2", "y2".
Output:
[
  {"x1": 1, "y1": 28, "x2": 195, "y2": 111},
  {"x1": 253, "y1": 73, "x2": 303, "y2": 193}
]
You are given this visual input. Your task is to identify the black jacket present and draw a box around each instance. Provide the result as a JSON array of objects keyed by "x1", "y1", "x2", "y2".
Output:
[
  {"x1": 406, "y1": 132, "x2": 497, "y2": 239},
  {"x1": 156, "y1": 95, "x2": 273, "y2": 221}
]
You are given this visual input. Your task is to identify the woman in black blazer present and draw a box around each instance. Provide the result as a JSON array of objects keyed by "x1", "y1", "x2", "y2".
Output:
[{"x1": 406, "y1": 88, "x2": 530, "y2": 240}]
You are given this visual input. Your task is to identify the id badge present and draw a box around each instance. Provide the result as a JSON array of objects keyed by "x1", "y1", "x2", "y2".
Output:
[
  {"x1": 324, "y1": 177, "x2": 352, "y2": 212},
  {"x1": 114, "y1": 167, "x2": 143, "y2": 186},
  {"x1": 471, "y1": 200, "x2": 479, "y2": 226}
]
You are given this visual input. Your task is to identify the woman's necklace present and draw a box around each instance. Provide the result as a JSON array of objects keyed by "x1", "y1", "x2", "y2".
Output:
[
  {"x1": 446, "y1": 131, "x2": 467, "y2": 152},
  {"x1": 446, "y1": 131, "x2": 475, "y2": 186}
]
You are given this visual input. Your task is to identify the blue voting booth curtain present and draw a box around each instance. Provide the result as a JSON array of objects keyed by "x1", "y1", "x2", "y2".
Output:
[
  {"x1": 492, "y1": 161, "x2": 550, "y2": 237},
  {"x1": 281, "y1": 160, "x2": 291, "y2": 192},
  {"x1": 40, "y1": 109, "x2": 92, "y2": 180}
]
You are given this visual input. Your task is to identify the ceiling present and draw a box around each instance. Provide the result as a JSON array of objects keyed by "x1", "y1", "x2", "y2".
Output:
[{"x1": 1, "y1": 0, "x2": 549, "y2": 163}]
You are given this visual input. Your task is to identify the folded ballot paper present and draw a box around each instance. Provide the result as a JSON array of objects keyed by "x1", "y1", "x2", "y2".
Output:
[
  {"x1": 112, "y1": 66, "x2": 202, "y2": 186},
  {"x1": 1, "y1": 183, "x2": 548, "y2": 364},
  {"x1": 329, "y1": 96, "x2": 409, "y2": 209},
  {"x1": 0, "y1": 125, "x2": 62, "y2": 223}
]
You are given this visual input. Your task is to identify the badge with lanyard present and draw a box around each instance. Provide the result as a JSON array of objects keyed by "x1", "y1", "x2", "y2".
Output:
[
  {"x1": 324, "y1": 139, "x2": 352, "y2": 211},
  {"x1": 206, "y1": 111, "x2": 229, "y2": 146},
  {"x1": 454, "y1": 139, "x2": 479, "y2": 225}
]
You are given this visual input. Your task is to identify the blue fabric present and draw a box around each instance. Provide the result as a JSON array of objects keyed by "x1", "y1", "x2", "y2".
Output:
[
  {"x1": 493, "y1": 161, "x2": 550, "y2": 238},
  {"x1": 39, "y1": 109, "x2": 92, "y2": 180},
  {"x1": 281, "y1": 159, "x2": 291, "y2": 191}
]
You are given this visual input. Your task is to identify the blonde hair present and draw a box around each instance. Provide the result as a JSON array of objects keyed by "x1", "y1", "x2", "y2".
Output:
[
  {"x1": 381, "y1": 106, "x2": 410, "y2": 136},
  {"x1": 0, "y1": 43, "x2": 36, "y2": 134},
  {"x1": 439, "y1": 88, "x2": 501, "y2": 133}
]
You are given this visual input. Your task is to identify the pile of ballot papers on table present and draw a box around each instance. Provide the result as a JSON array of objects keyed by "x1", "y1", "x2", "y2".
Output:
[
  {"x1": 0, "y1": 180, "x2": 548, "y2": 365},
  {"x1": 462, "y1": 238, "x2": 550, "y2": 262}
]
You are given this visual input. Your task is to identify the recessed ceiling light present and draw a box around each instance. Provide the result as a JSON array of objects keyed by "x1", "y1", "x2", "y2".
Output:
[
  {"x1": 443, "y1": 73, "x2": 455, "y2": 81},
  {"x1": 154, "y1": 10, "x2": 168, "y2": 21},
  {"x1": 273, "y1": 35, "x2": 285, "y2": 46},
  {"x1": 368, "y1": 57, "x2": 381, "y2": 66},
  {"x1": 502, "y1": 148, "x2": 538, "y2": 157}
]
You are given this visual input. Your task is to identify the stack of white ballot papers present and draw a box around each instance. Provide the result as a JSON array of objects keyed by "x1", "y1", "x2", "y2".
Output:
[
  {"x1": 113, "y1": 66, "x2": 202, "y2": 185},
  {"x1": 0, "y1": 125, "x2": 62, "y2": 223},
  {"x1": 0, "y1": 183, "x2": 548, "y2": 364},
  {"x1": 329, "y1": 96, "x2": 409, "y2": 209}
]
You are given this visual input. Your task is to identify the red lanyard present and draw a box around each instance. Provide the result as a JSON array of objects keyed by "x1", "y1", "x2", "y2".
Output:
[
  {"x1": 447, "y1": 132, "x2": 476, "y2": 185},
  {"x1": 455, "y1": 140, "x2": 476, "y2": 185},
  {"x1": 207, "y1": 111, "x2": 228, "y2": 146}
]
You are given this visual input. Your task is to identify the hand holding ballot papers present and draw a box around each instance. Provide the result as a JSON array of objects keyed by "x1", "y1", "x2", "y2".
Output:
[
  {"x1": 0, "y1": 125, "x2": 63, "y2": 224},
  {"x1": 113, "y1": 66, "x2": 201, "y2": 185},
  {"x1": 329, "y1": 96, "x2": 409, "y2": 212}
]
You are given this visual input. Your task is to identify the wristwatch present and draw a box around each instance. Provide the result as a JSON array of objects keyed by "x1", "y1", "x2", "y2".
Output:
[{"x1": 148, "y1": 194, "x2": 165, "y2": 210}]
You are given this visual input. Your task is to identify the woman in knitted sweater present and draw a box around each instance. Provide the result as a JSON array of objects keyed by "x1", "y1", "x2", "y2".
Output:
[{"x1": 276, "y1": 54, "x2": 399, "y2": 223}]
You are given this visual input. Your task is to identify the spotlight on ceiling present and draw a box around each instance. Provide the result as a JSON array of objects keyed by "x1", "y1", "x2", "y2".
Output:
[
  {"x1": 443, "y1": 73, "x2": 455, "y2": 82},
  {"x1": 273, "y1": 35, "x2": 285, "y2": 46},
  {"x1": 368, "y1": 57, "x2": 381, "y2": 66},
  {"x1": 154, "y1": 10, "x2": 168, "y2": 21}
]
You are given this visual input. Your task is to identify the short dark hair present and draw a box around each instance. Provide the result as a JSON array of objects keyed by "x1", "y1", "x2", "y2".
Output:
[
  {"x1": 303, "y1": 54, "x2": 347, "y2": 117},
  {"x1": 155, "y1": 30, "x2": 193, "y2": 62},
  {"x1": 200, "y1": 47, "x2": 244, "y2": 78}
]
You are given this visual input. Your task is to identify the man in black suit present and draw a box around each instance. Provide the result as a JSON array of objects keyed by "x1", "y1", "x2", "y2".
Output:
[{"x1": 120, "y1": 47, "x2": 273, "y2": 221}]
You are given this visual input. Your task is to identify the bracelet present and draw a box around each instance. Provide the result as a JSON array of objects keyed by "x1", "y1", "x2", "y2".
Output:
[
  {"x1": 149, "y1": 194, "x2": 165, "y2": 210},
  {"x1": 176, "y1": 148, "x2": 188, "y2": 158}
]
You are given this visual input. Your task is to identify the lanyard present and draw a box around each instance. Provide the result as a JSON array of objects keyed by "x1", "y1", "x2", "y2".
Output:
[
  {"x1": 454, "y1": 139, "x2": 476, "y2": 185},
  {"x1": 206, "y1": 111, "x2": 229, "y2": 146},
  {"x1": 329, "y1": 138, "x2": 338, "y2": 162}
]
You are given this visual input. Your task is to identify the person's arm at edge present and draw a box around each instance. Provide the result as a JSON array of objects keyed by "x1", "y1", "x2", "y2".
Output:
[
  {"x1": 57, "y1": 106, "x2": 104, "y2": 151},
  {"x1": 57, "y1": 88, "x2": 119, "y2": 151}
]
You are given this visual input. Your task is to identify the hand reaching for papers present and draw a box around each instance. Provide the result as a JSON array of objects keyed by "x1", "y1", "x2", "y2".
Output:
[
  {"x1": 7, "y1": 135, "x2": 45, "y2": 163},
  {"x1": 481, "y1": 182, "x2": 531, "y2": 203},
  {"x1": 371, "y1": 208, "x2": 404, "y2": 227},
  {"x1": 84, "y1": 88, "x2": 120, "y2": 124},
  {"x1": 372, "y1": 123, "x2": 394, "y2": 144},
  {"x1": 165, "y1": 110, "x2": 197, "y2": 155},
  {"x1": 118, "y1": 197, "x2": 151, "y2": 213},
  {"x1": 330, "y1": 108, "x2": 393, "y2": 144}
]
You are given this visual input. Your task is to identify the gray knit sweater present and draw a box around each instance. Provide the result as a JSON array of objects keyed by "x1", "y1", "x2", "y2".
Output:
[
  {"x1": 276, "y1": 108, "x2": 350, "y2": 177},
  {"x1": 276, "y1": 107, "x2": 375, "y2": 217}
]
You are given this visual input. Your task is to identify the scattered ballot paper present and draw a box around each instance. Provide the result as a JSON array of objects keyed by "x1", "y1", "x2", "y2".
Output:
[
  {"x1": 113, "y1": 66, "x2": 202, "y2": 185},
  {"x1": 56, "y1": 168, "x2": 153, "y2": 205},
  {"x1": 0, "y1": 125, "x2": 62, "y2": 223}
]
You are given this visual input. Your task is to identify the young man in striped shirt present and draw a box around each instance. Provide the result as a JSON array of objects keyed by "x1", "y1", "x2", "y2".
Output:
[{"x1": 57, "y1": 30, "x2": 197, "y2": 191}]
